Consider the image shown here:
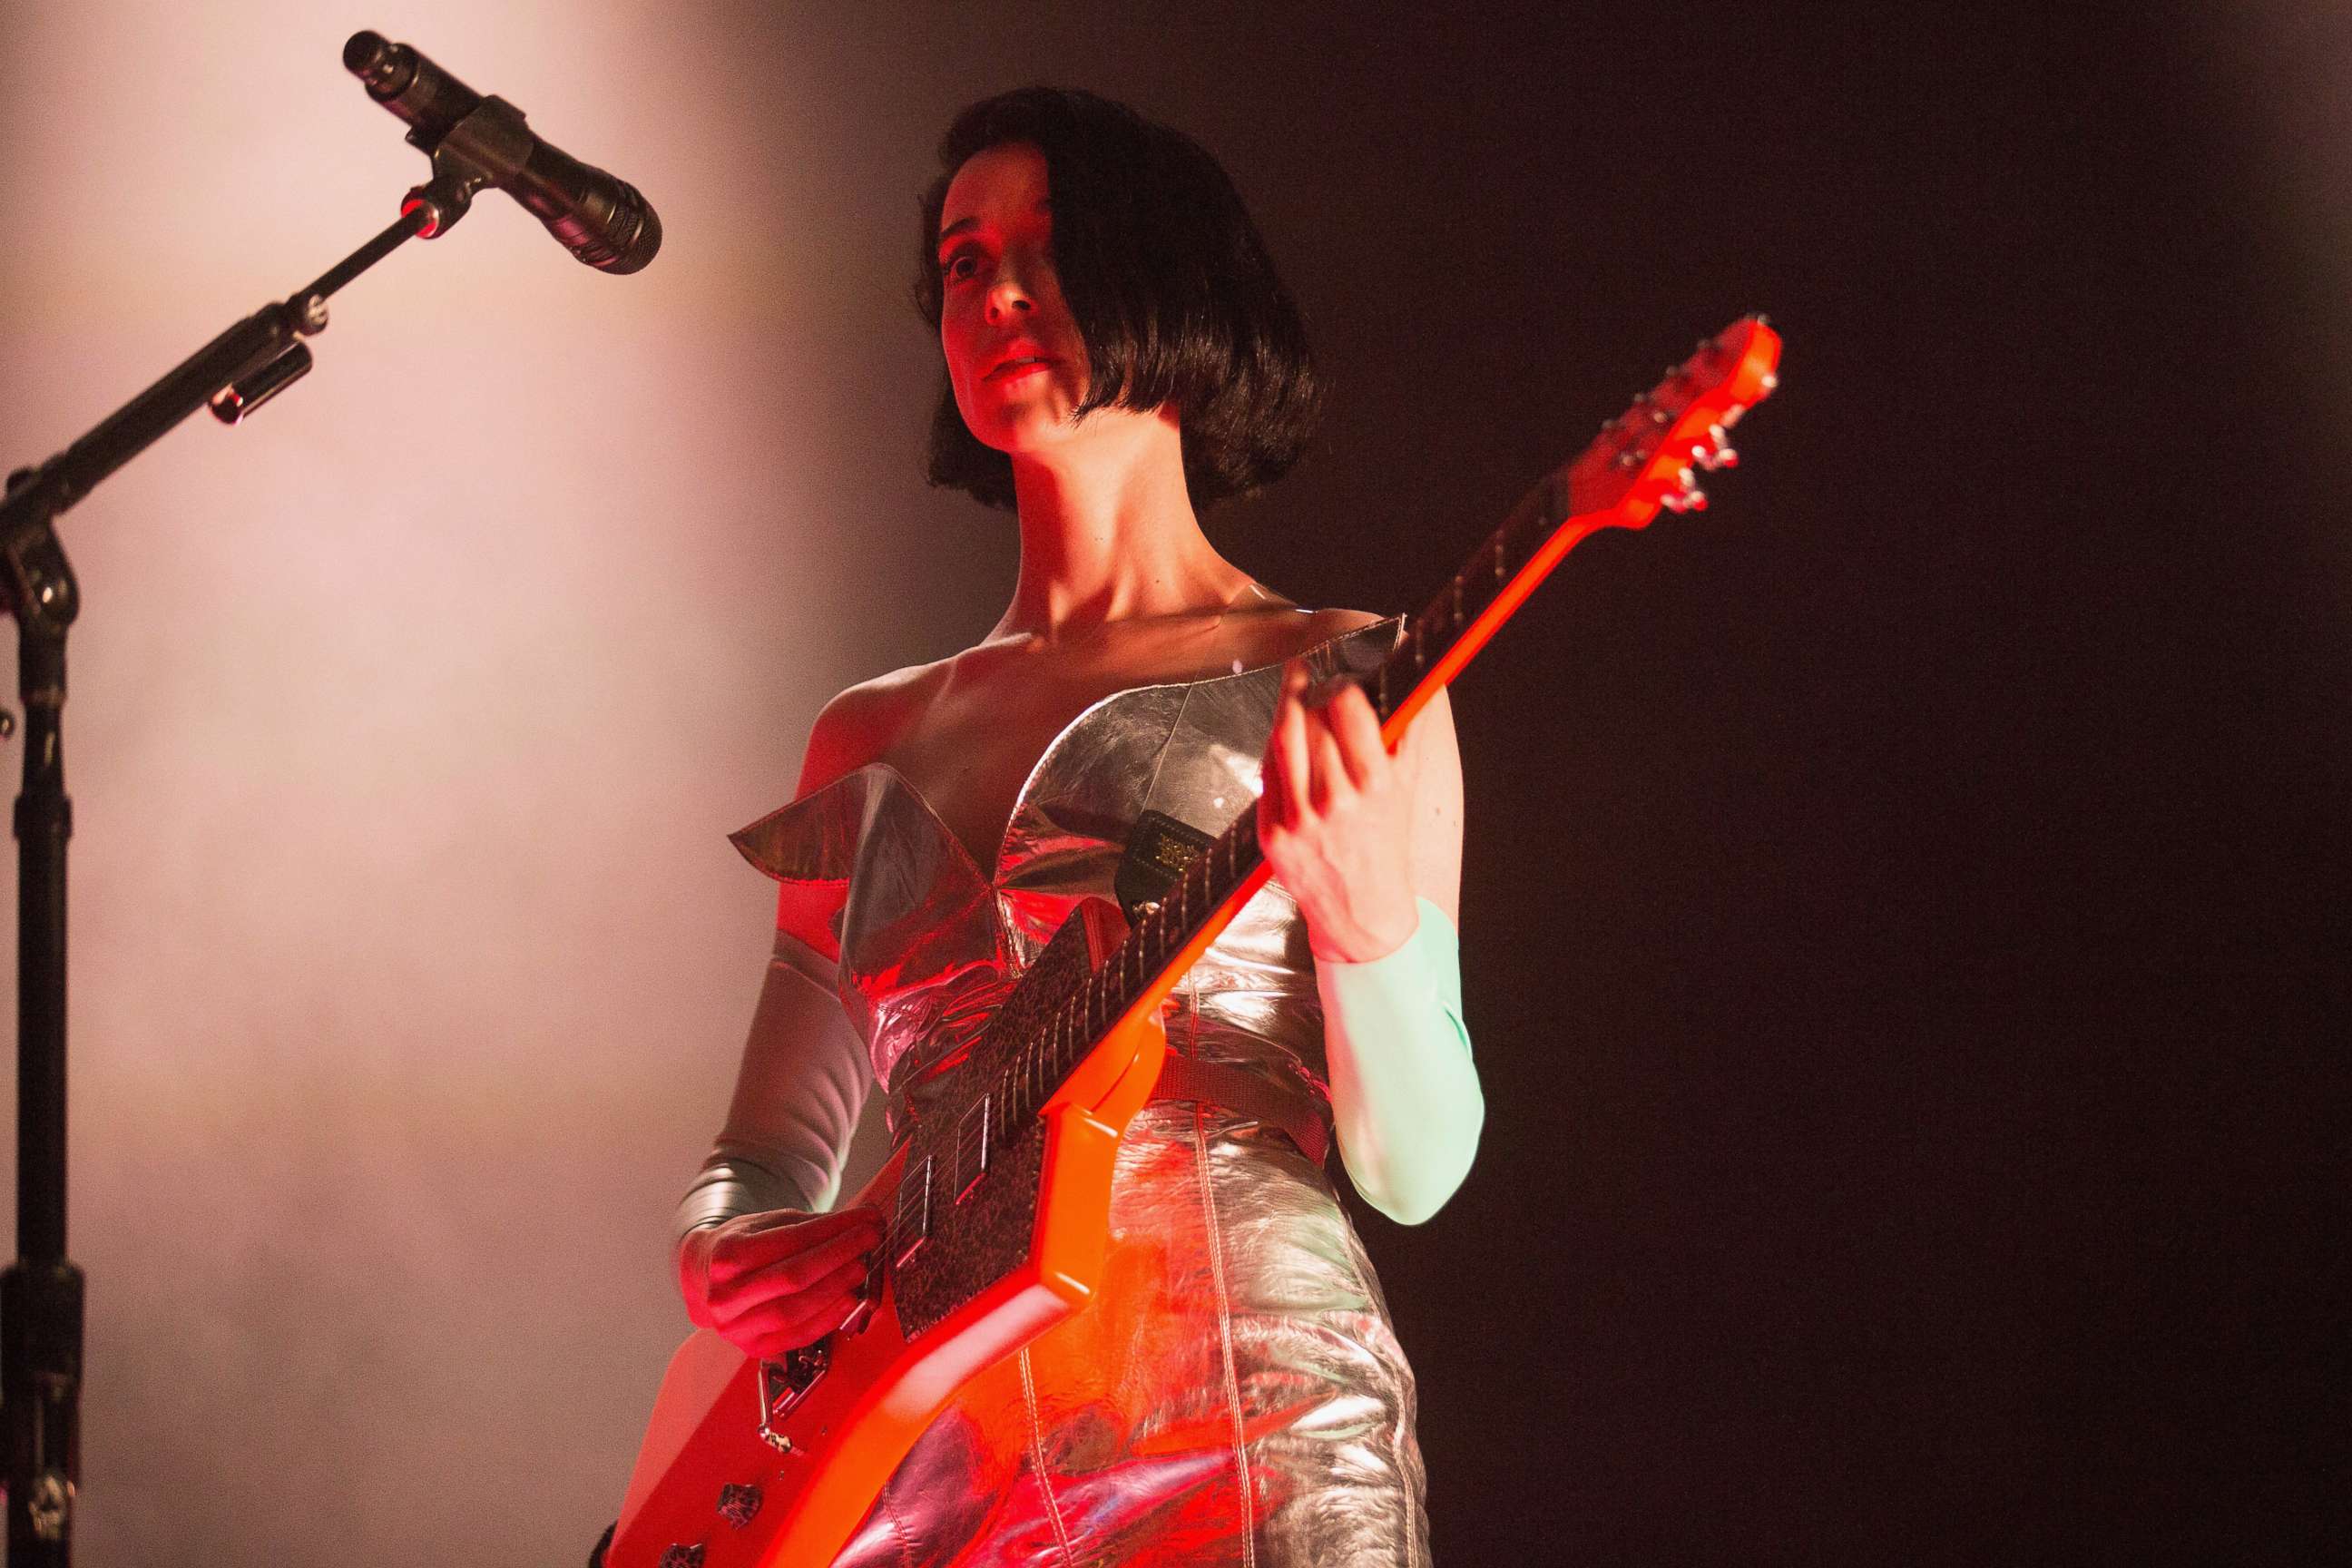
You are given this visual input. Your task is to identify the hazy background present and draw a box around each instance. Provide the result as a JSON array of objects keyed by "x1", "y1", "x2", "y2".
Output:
[{"x1": 0, "y1": 2, "x2": 2339, "y2": 1562}]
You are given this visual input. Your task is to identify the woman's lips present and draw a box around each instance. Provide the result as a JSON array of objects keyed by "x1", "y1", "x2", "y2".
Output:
[{"x1": 985, "y1": 356, "x2": 1054, "y2": 382}]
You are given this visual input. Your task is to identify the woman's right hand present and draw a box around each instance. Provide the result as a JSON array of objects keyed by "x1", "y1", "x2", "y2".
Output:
[{"x1": 678, "y1": 1205, "x2": 887, "y2": 1358}]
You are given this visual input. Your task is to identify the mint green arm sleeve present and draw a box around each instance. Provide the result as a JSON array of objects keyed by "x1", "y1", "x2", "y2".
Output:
[{"x1": 1316, "y1": 897, "x2": 1483, "y2": 1225}]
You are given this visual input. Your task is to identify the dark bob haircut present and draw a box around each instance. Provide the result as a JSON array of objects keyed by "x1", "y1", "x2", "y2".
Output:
[{"x1": 914, "y1": 87, "x2": 1321, "y2": 512}]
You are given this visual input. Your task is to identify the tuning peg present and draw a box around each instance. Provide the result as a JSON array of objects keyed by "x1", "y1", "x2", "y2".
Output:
[
  {"x1": 1660, "y1": 488, "x2": 1710, "y2": 514},
  {"x1": 1759, "y1": 372, "x2": 1779, "y2": 392}
]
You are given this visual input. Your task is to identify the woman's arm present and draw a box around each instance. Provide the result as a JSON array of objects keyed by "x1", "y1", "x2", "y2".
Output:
[
  {"x1": 1260, "y1": 656, "x2": 1481, "y2": 1225},
  {"x1": 673, "y1": 946, "x2": 887, "y2": 1356},
  {"x1": 676, "y1": 938, "x2": 873, "y2": 1233},
  {"x1": 674, "y1": 686, "x2": 903, "y2": 1354}
]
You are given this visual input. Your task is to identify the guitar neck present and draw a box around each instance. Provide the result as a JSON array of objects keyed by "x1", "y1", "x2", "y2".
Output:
[
  {"x1": 1004, "y1": 313, "x2": 1780, "y2": 1122},
  {"x1": 1011, "y1": 473, "x2": 1596, "y2": 1110}
]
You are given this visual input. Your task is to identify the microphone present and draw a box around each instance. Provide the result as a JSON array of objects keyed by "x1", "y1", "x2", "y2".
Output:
[{"x1": 343, "y1": 31, "x2": 661, "y2": 275}]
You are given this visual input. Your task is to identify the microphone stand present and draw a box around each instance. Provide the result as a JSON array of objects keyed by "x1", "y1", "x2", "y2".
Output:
[{"x1": 0, "y1": 119, "x2": 513, "y2": 1564}]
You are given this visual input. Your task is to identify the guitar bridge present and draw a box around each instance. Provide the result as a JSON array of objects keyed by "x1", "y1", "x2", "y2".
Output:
[{"x1": 755, "y1": 1341, "x2": 829, "y2": 1454}]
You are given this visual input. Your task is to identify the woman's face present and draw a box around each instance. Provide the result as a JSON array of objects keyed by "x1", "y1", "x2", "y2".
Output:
[{"x1": 935, "y1": 142, "x2": 1093, "y2": 456}]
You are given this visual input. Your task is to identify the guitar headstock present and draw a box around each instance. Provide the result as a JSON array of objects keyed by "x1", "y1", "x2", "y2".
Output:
[{"x1": 1563, "y1": 314, "x2": 1781, "y2": 523}]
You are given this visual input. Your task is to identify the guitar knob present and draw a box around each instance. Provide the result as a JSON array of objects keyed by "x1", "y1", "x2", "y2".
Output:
[
  {"x1": 659, "y1": 1546, "x2": 706, "y2": 1568},
  {"x1": 718, "y1": 1483, "x2": 763, "y2": 1528}
]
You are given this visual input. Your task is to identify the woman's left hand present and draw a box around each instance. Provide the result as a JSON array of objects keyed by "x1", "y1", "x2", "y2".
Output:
[{"x1": 1258, "y1": 661, "x2": 1424, "y2": 964}]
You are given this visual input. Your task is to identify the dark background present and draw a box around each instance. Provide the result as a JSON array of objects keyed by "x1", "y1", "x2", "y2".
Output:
[{"x1": 818, "y1": 5, "x2": 2344, "y2": 1560}]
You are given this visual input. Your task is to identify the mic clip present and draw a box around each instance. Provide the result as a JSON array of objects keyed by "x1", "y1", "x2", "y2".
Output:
[{"x1": 399, "y1": 94, "x2": 535, "y2": 240}]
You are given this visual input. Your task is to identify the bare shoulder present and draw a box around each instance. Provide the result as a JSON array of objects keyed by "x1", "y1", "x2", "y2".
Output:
[{"x1": 795, "y1": 661, "x2": 949, "y2": 798}]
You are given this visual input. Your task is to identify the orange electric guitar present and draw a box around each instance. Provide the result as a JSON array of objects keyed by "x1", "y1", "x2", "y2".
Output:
[{"x1": 607, "y1": 316, "x2": 1782, "y2": 1567}]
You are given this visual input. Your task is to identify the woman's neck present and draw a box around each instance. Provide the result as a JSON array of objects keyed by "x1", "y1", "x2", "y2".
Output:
[{"x1": 992, "y1": 410, "x2": 1257, "y2": 645}]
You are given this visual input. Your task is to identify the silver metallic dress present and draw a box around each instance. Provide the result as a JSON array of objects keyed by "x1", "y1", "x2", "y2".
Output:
[{"x1": 730, "y1": 620, "x2": 1430, "y2": 1567}]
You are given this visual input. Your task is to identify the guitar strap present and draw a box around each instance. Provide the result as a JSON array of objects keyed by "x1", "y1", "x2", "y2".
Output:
[{"x1": 1147, "y1": 1054, "x2": 1330, "y2": 1165}]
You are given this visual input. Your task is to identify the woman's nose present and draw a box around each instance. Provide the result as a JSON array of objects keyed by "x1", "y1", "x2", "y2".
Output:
[{"x1": 985, "y1": 274, "x2": 1031, "y2": 323}]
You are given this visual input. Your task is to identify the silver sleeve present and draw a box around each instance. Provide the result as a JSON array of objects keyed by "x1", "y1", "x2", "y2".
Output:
[{"x1": 673, "y1": 930, "x2": 873, "y2": 1241}]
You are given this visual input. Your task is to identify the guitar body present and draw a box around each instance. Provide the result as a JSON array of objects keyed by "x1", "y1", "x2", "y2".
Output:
[
  {"x1": 611, "y1": 906, "x2": 1167, "y2": 1568},
  {"x1": 612, "y1": 316, "x2": 1781, "y2": 1568}
]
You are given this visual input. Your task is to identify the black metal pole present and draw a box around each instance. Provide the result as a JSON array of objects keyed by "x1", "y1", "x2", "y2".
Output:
[
  {"x1": 3, "y1": 545, "x2": 77, "y2": 1563},
  {"x1": 0, "y1": 201, "x2": 435, "y2": 1566}
]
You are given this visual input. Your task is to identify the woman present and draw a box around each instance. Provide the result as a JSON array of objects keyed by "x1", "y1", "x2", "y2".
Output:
[{"x1": 674, "y1": 87, "x2": 1483, "y2": 1565}]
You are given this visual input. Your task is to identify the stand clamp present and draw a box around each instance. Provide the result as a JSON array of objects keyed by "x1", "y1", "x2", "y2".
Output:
[{"x1": 398, "y1": 94, "x2": 537, "y2": 241}]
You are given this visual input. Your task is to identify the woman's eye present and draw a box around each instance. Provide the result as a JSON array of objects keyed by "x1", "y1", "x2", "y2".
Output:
[{"x1": 943, "y1": 250, "x2": 980, "y2": 282}]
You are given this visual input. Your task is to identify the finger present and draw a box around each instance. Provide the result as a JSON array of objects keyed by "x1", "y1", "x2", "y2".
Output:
[
  {"x1": 1275, "y1": 667, "x2": 1313, "y2": 824},
  {"x1": 728, "y1": 1257, "x2": 874, "y2": 1355},
  {"x1": 724, "y1": 1240, "x2": 875, "y2": 1335},
  {"x1": 1329, "y1": 685, "x2": 1388, "y2": 790},
  {"x1": 1259, "y1": 694, "x2": 1289, "y2": 833},
  {"x1": 739, "y1": 1203, "x2": 882, "y2": 1240},
  {"x1": 750, "y1": 1214, "x2": 885, "y2": 1290},
  {"x1": 1307, "y1": 704, "x2": 1349, "y2": 812},
  {"x1": 710, "y1": 1244, "x2": 874, "y2": 1333},
  {"x1": 709, "y1": 1212, "x2": 880, "y2": 1289},
  {"x1": 711, "y1": 1209, "x2": 884, "y2": 1290}
]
